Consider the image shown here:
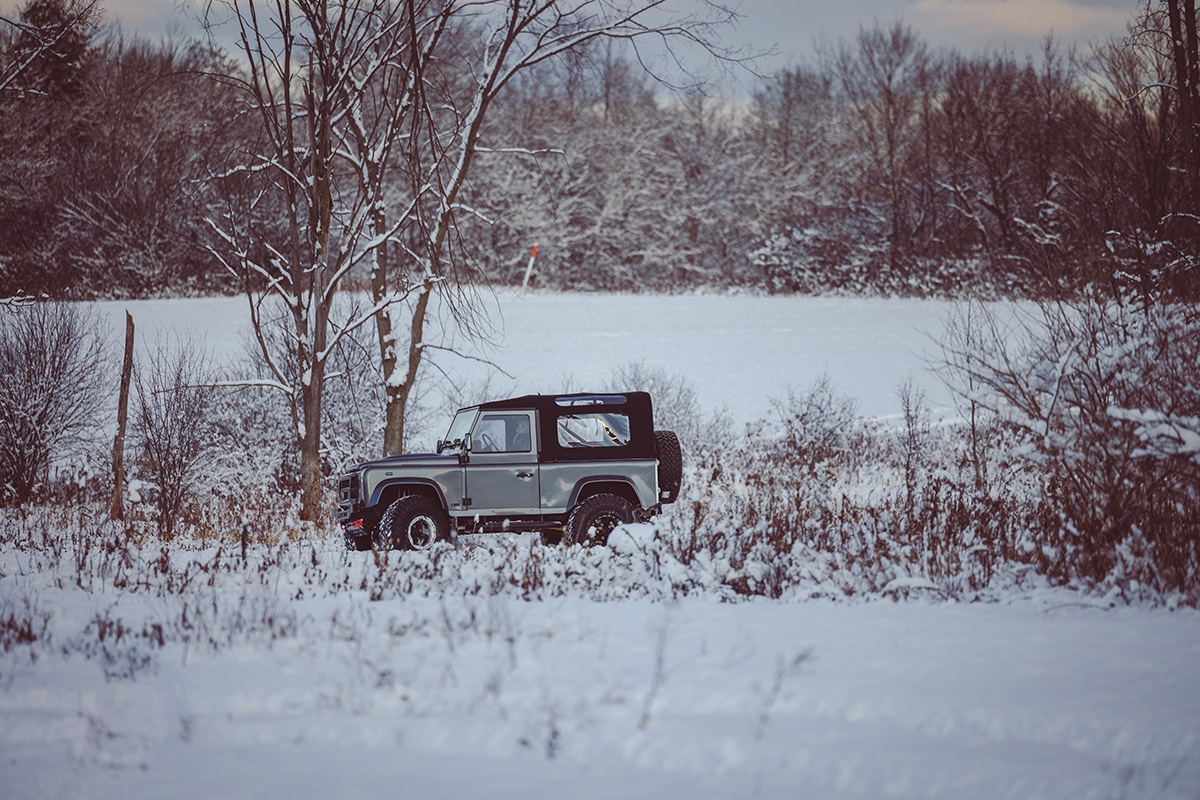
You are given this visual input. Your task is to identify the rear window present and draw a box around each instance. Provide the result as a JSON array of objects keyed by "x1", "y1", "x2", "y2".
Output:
[{"x1": 556, "y1": 412, "x2": 631, "y2": 448}]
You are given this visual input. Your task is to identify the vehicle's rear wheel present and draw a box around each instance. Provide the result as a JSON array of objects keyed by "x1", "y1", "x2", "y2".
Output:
[
  {"x1": 655, "y1": 429, "x2": 683, "y2": 504},
  {"x1": 375, "y1": 495, "x2": 450, "y2": 551},
  {"x1": 564, "y1": 493, "x2": 636, "y2": 548}
]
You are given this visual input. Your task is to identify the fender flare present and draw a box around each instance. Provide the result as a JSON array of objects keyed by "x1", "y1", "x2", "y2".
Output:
[
  {"x1": 368, "y1": 478, "x2": 450, "y2": 513},
  {"x1": 566, "y1": 476, "x2": 641, "y2": 510}
]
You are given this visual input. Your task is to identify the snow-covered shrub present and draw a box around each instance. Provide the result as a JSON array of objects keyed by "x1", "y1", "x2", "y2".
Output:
[
  {"x1": 751, "y1": 221, "x2": 1019, "y2": 298},
  {"x1": 770, "y1": 374, "x2": 861, "y2": 471},
  {"x1": 204, "y1": 380, "x2": 296, "y2": 524},
  {"x1": 200, "y1": 305, "x2": 384, "y2": 532},
  {"x1": 652, "y1": 376, "x2": 1048, "y2": 600},
  {"x1": 319, "y1": 316, "x2": 386, "y2": 472},
  {"x1": 896, "y1": 376, "x2": 929, "y2": 520},
  {"x1": 751, "y1": 216, "x2": 889, "y2": 296},
  {"x1": 1102, "y1": 230, "x2": 1200, "y2": 304},
  {"x1": 0, "y1": 595, "x2": 49, "y2": 655},
  {"x1": 7, "y1": 306, "x2": 1190, "y2": 607},
  {"x1": 940, "y1": 296, "x2": 1200, "y2": 599},
  {"x1": 0, "y1": 301, "x2": 109, "y2": 505},
  {"x1": 131, "y1": 334, "x2": 219, "y2": 538}
]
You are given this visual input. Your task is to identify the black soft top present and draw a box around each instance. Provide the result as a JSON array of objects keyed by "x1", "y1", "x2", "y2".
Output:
[{"x1": 474, "y1": 392, "x2": 655, "y2": 462}]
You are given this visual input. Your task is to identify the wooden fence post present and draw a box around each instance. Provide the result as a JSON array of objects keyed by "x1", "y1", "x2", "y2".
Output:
[{"x1": 110, "y1": 312, "x2": 134, "y2": 521}]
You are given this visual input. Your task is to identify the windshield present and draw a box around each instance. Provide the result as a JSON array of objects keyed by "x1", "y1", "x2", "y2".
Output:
[{"x1": 441, "y1": 408, "x2": 478, "y2": 451}]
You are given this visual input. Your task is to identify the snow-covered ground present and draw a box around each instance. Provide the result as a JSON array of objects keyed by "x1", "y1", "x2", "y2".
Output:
[
  {"x1": 3, "y1": 293, "x2": 1196, "y2": 799},
  {"x1": 3, "y1": 561, "x2": 1198, "y2": 800}
]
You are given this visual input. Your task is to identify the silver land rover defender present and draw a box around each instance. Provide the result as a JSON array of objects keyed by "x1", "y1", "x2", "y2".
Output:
[{"x1": 335, "y1": 392, "x2": 683, "y2": 550}]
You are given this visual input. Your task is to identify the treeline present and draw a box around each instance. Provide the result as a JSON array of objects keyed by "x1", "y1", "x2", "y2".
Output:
[
  {"x1": 1, "y1": 0, "x2": 1199, "y2": 300},
  {"x1": 479, "y1": 13, "x2": 1200, "y2": 298}
]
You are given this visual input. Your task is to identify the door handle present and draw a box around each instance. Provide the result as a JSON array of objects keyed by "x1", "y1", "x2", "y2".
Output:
[{"x1": 516, "y1": 471, "x2": 534, "y2": 479}]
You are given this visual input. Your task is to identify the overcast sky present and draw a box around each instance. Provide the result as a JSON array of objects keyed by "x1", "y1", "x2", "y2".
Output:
[
  {"x1": 743, "y1": 0, "x2": 1132, "y2": 56},
  {"x1": 2, "y1": 0, "x2": 1141, "y2": 79}
]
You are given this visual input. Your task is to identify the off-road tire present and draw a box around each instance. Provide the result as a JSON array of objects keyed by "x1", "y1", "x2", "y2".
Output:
[
  {"x1": 655, "y1": 429, "x2": 683, "y2": 504},
  {"x1": 564, "y1": 493, "x2": 636, "y2": 548},
  {"x1": 375, "y1": 495, "x2": 450, "y2": 551}
]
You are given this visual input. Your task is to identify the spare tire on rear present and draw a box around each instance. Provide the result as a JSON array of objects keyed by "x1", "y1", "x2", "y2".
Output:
[{"x1": 654, "y1": 429, "x2": 682, "y2": 504}]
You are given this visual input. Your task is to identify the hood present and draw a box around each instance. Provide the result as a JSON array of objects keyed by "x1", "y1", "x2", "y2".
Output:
[{"x1": 360, "y1": 452, "x2": 455, "y2": 469}]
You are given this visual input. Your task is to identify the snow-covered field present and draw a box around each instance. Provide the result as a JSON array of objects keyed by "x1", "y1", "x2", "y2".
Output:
[
  {"x1": 4, "y1": 530, "x2": 1199, "y2": 800},
  {"x1": 93, "y1": 291, "x2": 961, "y2": 420},
  {"x1": 3, "y1": 559, "x2": 1198, "y2": 800},
  {"x1": 3, "y1": 293, "x2": 1198, "y2": 799}
]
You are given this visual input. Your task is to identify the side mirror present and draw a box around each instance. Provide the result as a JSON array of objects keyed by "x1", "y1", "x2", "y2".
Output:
[
  {"x1": 436, "y1": 440, "x2": 446, "y2": 454},
  {"x1": 462, "y1": 433, "x2": 472, "y2": 452}
]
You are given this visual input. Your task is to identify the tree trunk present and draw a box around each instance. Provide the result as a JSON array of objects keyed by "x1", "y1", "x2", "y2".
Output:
[
  {"x1": 370, "y1": 205, "x2": 406, "y2": 456},
  {"x1": 109, "y1": 311, "x2": 134, "y2": 521},
  {"x1": 299, "y1": 364, "x2": 325, "y2": 523},
  {"x1": 383, "y1": 374, "x2": 405, "y2": 455},
  {"x1": 1186, "y1": 0, "x2": 1200, "y2": 214},
  {"x1": 1168, "y1": 0, "x2": 1200, "y2": 215},
  {"x1": 297, "y1": 55, "x2": 334, "y2": 523},
  {"x1": 392, "y1": 282, "x2": 433, "y2": 455}
]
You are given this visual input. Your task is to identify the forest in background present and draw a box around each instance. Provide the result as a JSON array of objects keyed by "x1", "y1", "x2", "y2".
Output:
[{"x1": 2, "y1": 0, "x2": 1199, "y2": 301}]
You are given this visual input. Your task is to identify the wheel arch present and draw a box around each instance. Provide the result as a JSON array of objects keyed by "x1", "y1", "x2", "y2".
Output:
[
  {"x1": 568, "y1": 478, "x2": 640, "y2": 510},
  {"x1": 369, "y1": 480, "x2": 448, "y2": 513}
]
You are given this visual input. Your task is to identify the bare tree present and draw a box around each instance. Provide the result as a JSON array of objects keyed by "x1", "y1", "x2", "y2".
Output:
[
  {"x1": 0, "y1": 301, "x2": 108, "y2": 505},
  {"x1": 937, "y1": 52, "x2": 1027, "y2": 255},
  {"x1": 202, "y1": 0, "x2": 737, "y2": 520},
  {"x1": 745, "y1": 63, "x2": 866, "y2": 291},
  {"x1": 835, "y1": 20, "x2": 930, "y2": 267},
  {"x1": 931, "y1": 41, "x2": 1085, "y2": 291},
  {"x1": 132, "y1": 334, "x2": 217, "y2": 538},
  {"x1": 1093, "y1": 1, "x2": 1200, "y2": 298},
  {"x1": 60, "y1": 36, "x2": 241, "y2": 296},
  {"x1": 477, "y1": 48, "x2": 715, "y2": 291},
  {"x1": 361, "y1": 0, "x2": 740, "y2": 451},
  {"x1": 1166, "y1": 0, "x2": 1200, "y2": 214},
  {"x1": 750, "y1": 64, "x2": 844, "y2": 227},
  {"x1": 938, "y1": 297, "x2": 1200, "y2": 590},
  {"x1": 202, "y1": 0, "x2": 419, "y2": 520}
]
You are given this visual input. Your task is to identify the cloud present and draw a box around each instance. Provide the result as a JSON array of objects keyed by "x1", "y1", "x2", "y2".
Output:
[{"x1": 909, "y1": 0, "x2": 1130, "y2": 39}]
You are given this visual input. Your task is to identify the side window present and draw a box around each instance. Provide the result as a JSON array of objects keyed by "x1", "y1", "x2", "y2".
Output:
[
  {"x1": 473, "y1": 413, "x2": 533, "y2": 453},
  {"x1": 556, "y1": 412, "x2": 631, "y2": 448}
]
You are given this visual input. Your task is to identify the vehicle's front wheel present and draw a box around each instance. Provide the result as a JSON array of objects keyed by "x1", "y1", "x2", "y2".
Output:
[
  {"x1": 375, "y1": 495, "x2": 450, "y2": 551},
  {"x1": 564, "y1": 493, "x2": 636, "y2": 548}
]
